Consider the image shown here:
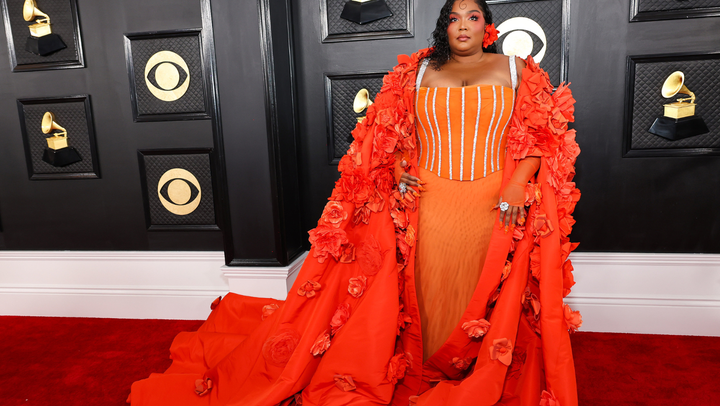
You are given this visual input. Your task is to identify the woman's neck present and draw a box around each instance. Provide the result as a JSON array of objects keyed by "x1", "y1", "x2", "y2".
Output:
[{"x1": 449, "y1": 51, "x2": 485, "y2": 64}]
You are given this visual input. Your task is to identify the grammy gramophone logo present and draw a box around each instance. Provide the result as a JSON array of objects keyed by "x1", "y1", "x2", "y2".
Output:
[
  {"x1": 22, "y1": 0, "x2": 66, "y2": 56},
  {"x1": 41, "y1": 111, "x2": 82, "y2": 167},
  {"x1": 353, "y1": 88, "x2": 374, "y2": 123},
  {"x1": 648, "y1": 71, "x2": 709, "y2": 141}
]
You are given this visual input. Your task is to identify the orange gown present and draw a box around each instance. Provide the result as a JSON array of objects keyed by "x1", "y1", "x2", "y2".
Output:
[
  {"x1": 128, "y1": 48, "x2": 581, "y2": 406},
  {"x1": 413, "y1": 58, "x2": 517, "y2": 360}
]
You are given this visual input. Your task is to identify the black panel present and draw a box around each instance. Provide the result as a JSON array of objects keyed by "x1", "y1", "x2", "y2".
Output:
[
  {"x1": 294, "y1": 0, "x2": 720, "y2": 254},
  {"x1": 138, "y1": 149, "x2": 217, "y2": 230},
  {"x1": 321, "y1": 0, "x2": 414, "y2": 42},
  {"x1": 488, "y1": 0, "x2": 570, "y2": 85},
  {"x1": 0, "y1": 0, "x2": 223, "y2": 251},
  {"x1": 623, "y1": 52, "x2": 720, "y2": 157},
  {"x1": 0, "y1": 0, "x2": 84, "y2": 71},
  {"x1": 631, "y1": 0, "x2": 720, "y2": 21},
  {"x1": 324, "y1": 72, "x2": 385, "y2": 163},
  {"x1": 211, "y1": 0, "x2": 303, "y2": 266},
  {"x1": 124, "y1": 29, "x2": 210, "y2": 122},
  {"x1": 17, "y1": 95, "x2": 99, "y2": 179}
]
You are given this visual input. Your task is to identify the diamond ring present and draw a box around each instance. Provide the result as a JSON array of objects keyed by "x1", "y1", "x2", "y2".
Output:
[{"x1": 499, "y1": 202, "x2": 509, "y2": 212}]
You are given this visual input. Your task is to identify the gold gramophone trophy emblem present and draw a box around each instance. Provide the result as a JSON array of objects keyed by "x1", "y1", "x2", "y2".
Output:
[
  {"x1": 340, "y1": 0, "x2": 393, "y2": 25},
  {"x1": 23, "y1": 0, "x2": 66, "y2": 56},
  {"x1": 648, "y1": 71, "x2": 709, "y2": 140},
  {"x1": 353, "y1": 88, "x2": 374, "y2": 123},
  {"x1": 41, "y1": 112, "x2": 82, "y2": 167}
]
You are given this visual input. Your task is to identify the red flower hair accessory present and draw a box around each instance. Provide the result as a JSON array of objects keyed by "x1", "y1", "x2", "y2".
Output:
[{"x1": 483, "y1": 23, "x2": 499, "y2": 48}]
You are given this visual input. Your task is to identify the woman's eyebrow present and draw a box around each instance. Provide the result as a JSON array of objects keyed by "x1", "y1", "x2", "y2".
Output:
[{"x1": 449, "y1": 9, "x2": 482, "y2": 15}]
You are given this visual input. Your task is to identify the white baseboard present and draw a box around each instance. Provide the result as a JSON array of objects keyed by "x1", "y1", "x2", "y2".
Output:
[
  {"x1": 566, "y1": 253, "x2": 720, "y2": 336},
  {"x1": 0, "y1": 251, "x2": 229, "y2": 320},
  {"x1": 1, "y1": 251, "x2": 718, "y2": 336}
]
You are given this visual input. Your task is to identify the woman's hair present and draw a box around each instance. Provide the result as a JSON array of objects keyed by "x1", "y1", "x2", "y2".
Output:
[{"x1": 429, "y1": 0, "x2": 498, "y2": 70}]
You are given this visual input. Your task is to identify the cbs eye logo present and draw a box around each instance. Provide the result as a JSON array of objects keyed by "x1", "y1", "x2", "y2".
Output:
[
  {"x1": 144, "y1": 51, "x2": 190, "y2": 102},
  {"x1": 157, "y1": 168, "x2": 202, "y2": 216},
  {"x1": 496, "y1": 17, "x2": 547, "y2": 63}
]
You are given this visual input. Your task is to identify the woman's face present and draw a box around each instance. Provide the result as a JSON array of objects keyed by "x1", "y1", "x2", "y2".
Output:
[{"x1": 446, "y1": 0, "x2": 487, "y2": 57}]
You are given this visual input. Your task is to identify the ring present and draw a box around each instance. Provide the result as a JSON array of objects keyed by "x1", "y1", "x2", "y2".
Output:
[
  {"x1": 499, "y1": 202, "x2": 509, "y2": 212},
  {"x1": 399, "y1": 182, "x2": 408, "y2": 194}
]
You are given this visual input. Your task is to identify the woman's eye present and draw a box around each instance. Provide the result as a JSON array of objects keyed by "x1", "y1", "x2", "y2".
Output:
[
  {"x1": 449, "y1": 17, "x2": 458, "y2": 23},
  {"x1": 469, "y1": 15, "x2": 479, "y2": 21}
]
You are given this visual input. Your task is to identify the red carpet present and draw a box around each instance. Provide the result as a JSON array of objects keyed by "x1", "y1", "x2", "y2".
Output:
[{"x1": 1, "y1": 316, "x2": 718, "y2": 405}]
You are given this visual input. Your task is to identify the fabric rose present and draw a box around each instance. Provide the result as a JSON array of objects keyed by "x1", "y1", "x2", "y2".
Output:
[
  {"x1": 397, "y1": 304, "x2": 412, "y2": 335},
  {"x1": 489, "y1": 338, "x2": 513, "y2": 366},
  {"x1": 297, "y1": 280, "x2": 321, "y2": 298},
  {"x1": 562, "y1": 259, "x2": 576, "y2": 297},
  {"x1": 540, "y1": 390, "x2": 560, "y2": 406},
  {"x1": 507, "y1": 346, "x2": 526, "y2": 379},
  {"x1": 501, "y1": 261, "x2": 512, "y2": 282},
  {"x1": 357, "y1": 235, "x2": 384, "y2": 276},
  {"x1": 339, "y1": 243, "x2": 356, "y2": 264},
  {"x1": 353, "y1": 205, "x2": 371, "y2": 226},
  {"x1": 462, "y1": 319, "x2": 491, "y2": 338},
  {"x1": 390, "y1": 208, "x2": 409, "y2": 229},
  {"x1": 210, "y1": 296, "x2": 222, "y2": 310},
  {"x1": 194, "y1": 378, "x2": 212, "y2": 396},
  {"x1": 451, "y1": 357, "x2": 473, "y2": 371},
  {"x1": 262, "y1": 329, "x2": 301, "y2": 367},
  {"x1": 386, "y1": 353, "x2": 407, "y2": 384},
  {"x1": 319, "y1": 201, "x2": 348, "y2": 228},
  {"x1": 331, "y1": 169, "x2": 375, "y2": 206},
  {"x1": 404, "y1": 224, "x2": 416, "y2": 247},
  {"x1": 365, "y1": 189, "x2": 386, "y2": 213},
  {"x1": 563, "y1": 304, "x2": 582, "y2": 332},
  {"x1": 308, "y1": 226, "x2": 349, "y2": 263},
  {"x1": 533, "y1": 213, "x2": 554, "y2": 239},
  {"x1": 330, "y1": 303, "x2": 351, "y2": 335},
  {"x1": 311, "y1": 331, "x2": 331, "y2": 356},
  {"x1": 482, "y1": 23, "x2": 499, "y2": 48},
  {"x1": 262, "y1": 303, "x2": 280, "y2": 320},
  {"x1": 333, "y1": 374, "x2": 357, "y2": 392},
  {"x1": 522, "y1": 286, "x2": 541, "y2": 320},
  {"x1": 348, "y1": 275, "x2": 367, "y2": 298}
]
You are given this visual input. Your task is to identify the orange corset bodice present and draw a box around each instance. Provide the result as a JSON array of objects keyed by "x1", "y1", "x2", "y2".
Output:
[{"x1": 414, "y1": 84, "x2": 516, "y2": 181}]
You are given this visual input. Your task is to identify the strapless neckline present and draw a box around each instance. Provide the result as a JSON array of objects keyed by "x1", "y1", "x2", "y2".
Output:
[{"x1": 419, "y1": 84, "x2": 514, "y2": 91}]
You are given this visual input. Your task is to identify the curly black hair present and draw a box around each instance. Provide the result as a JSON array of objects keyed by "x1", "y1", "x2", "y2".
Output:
[{"x1": 429, "y1": 0, "x2": 498, "y2": 70}]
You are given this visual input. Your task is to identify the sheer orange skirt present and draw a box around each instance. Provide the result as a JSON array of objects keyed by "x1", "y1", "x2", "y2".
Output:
[{"x1": 415, "y1": 166, "x2": 503, "y2": 361}]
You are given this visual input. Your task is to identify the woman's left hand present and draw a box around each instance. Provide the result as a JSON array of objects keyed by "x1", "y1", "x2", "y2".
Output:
[{"x1": 496, "y1": 197, "x2": 526, "y2": 228}]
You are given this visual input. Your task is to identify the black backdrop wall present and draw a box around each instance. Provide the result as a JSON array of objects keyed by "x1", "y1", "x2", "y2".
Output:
[
  {"x1": 1, "y1": 0, "x2": 719, "y2": 262},
  {"x1": 292, "y1": 0, "x2": 720, "y2": 255}
]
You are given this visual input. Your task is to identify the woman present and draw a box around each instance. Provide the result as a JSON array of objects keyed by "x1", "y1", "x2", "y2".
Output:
[{"x1": 128, "y1": 1, "x2": 581, "y2": 405}]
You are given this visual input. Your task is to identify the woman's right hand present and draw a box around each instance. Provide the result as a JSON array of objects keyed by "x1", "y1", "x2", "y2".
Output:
[{"x1": 399, "y1": 160, "x2": 423, "y2": 196}]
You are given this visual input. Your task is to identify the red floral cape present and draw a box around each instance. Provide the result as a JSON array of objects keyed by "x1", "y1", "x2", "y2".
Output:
[{"x1": 128, "y1": 48, "x2": 581, "y2": 406}]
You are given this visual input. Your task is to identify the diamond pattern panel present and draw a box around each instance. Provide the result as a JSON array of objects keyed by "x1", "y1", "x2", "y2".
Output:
[
  {"x1": 489, "y1": 0, "x2": 564, "y2": 86},
  {"x1": 142, "y1": 152, "x2": 216, "y2": 226},
  {"x1": 328, "y1": 74, "x2": 385, "y2": 161},
  {"x1": 326, "y1": 0, "x2": 408, "y2": 36},
  {"x1": 4, "y1": 0, "x2": 80, "y2": 65},
  {"x1": 21, "y1": 100, "x2": 95, "y2": 174},
  {"x1": 129, "y1": 34, "x2": 206, "y2": 116},
  {"x1": 639, "y1": 0, "x2": 720, "y2": 12},
  {"x1": 630, "y1": 57, "x2": 720, "y2": 150}
]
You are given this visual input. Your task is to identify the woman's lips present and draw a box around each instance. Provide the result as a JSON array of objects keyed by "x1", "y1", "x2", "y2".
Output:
[{"x1": 457, "y1": 35, "x2": 470, "y2": 41}]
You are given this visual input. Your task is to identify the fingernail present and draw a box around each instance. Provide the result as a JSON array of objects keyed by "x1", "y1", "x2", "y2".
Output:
[{"x1": 504, "y1": 226, "x2": 509, "y2": 234}]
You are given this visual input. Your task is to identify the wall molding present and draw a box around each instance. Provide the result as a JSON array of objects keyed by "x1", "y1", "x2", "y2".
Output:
[
  {"x1": 566, "y1": 252, "x2": 720, "y2": 337},
  {"x1": 1, "y1": 251, "x2": 718, "y2": 336},
  {"x1": 0, "y1": 251, "x2": 229, "y2": 320}
]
